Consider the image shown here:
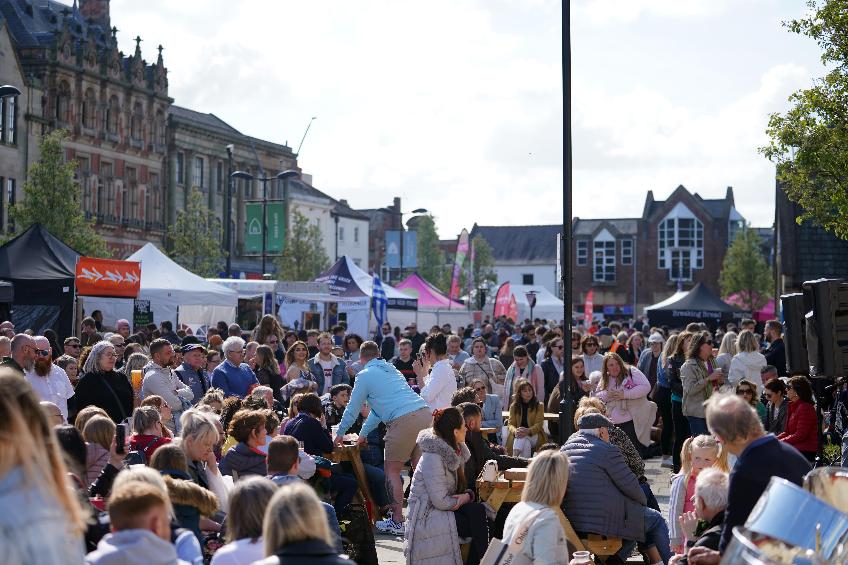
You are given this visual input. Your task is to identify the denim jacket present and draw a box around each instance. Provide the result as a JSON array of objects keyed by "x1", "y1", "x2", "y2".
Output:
[{"x1": 307, "y1": 353, "x2": 350, "y2": 394}]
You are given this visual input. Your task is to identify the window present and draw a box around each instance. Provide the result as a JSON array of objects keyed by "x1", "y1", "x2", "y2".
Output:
[
  {"x1": 593, "y1": 230, "x2": 616, "y2": 282},
  {"x1": 131, "y1": 102, "x2": 143, "y2": 141},
  {"x1": 4, "y1": 96, "x2": 15, "y2": 144},
  {"x1": 56, "y1": 81, "x2": 70, "y2": 124},
  {"x1": 576, "y1": 240, "x2": 588, "y2": 266},
  {"x1": 216, "y1": 162, "x2": 223, "y2": 192},
  {"x1": 82, "y1": 89, "x2": 96, "y2": 130},
  {"x1": 154, "y1": 110, "x2": 165, "y2": 146},
  {"x1": 148, "y1": 172, "x2": 161, "y2": 224},
  {"x1": 354, "y1": 226, "x2": 359, "y2": 243},
  {"x1": 175, "y1": 153, "x2": 184, "y2": 184},
  {"x1": 127, "y1": 168, "x2": 138, "y2": 220},
  {"x1": 106, "y1": 95, "x2": 119, "y2": 134},
  {"x1": 6, "y1": 178, "x2": 14, "y2": 233},
  {"x1": 657, "y1": 204, "x2": 703, "y2": 281},
  {"x1": 98, "y1": 161, "x2": 113, "y2": 216},
  {"x1": 522, "y1": 273, "x2": 534, "y2": 285},
  {"x1": 338, "y1": 226, "x2": 345, "y2": 242},
  {"x1": 193, "y1": 156, "x2": 204, "y2": 188},
  {"x1": 621, "y1": 239, "x2": 633, "y2": 265}
]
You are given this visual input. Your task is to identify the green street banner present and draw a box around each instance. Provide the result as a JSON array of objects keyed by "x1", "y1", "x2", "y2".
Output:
[{"x1": 244, "y1": 202, "x2": 285, "y2": 254}]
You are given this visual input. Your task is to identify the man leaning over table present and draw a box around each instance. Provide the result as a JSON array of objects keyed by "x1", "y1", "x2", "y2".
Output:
[{"x1": 333, "y1": 340, "x2": 431, "y2": 536}]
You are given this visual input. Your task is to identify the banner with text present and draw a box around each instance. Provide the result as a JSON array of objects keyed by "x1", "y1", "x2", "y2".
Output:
[{"x1": 244, "y1": 202, "x2": 285, "y2": 255}]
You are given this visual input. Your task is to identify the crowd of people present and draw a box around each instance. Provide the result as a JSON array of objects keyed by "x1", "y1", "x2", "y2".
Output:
[{"x1": 0, "y1": 311, "x2": 829, "y2": 564}]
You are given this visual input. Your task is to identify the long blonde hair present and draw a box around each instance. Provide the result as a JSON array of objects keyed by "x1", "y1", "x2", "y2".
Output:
[
  {"x1": 718, "y1": 332, "x2": 738, "y2": 357},
  {"x1": 263, "y1": 482, "x2": 332, "y2": 555},
  {"x1": 598, "y1": 352, "x2": 628, "y2": 390},
  {"x1": 521, "y1": 449, "x2": 570, "y2": 507},
  {"x1": 0, "y1": 371, "x2": 88, "y2": 534},
  {"x1": 678, "y1": 434, "x2": 729, "y2": 478}
]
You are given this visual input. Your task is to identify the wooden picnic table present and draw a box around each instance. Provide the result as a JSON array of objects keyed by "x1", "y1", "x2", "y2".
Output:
[
  {"x1": 324, "y1": 442, "x2": 376, "y2": 524},
  {"x1": 480, "y1": 426, "x2": 497, "y2": 435},
  {"x1": 502, "y1": 411, "x2": 560, "y2": 421}
]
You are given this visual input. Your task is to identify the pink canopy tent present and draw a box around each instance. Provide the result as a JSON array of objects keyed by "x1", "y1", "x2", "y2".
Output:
[
  {"x1": 396, "y1": 272, "x2": 465, "y2": 309},
  {"x1": 725, "y1": 293, "x2": 775, "y2": 323}
]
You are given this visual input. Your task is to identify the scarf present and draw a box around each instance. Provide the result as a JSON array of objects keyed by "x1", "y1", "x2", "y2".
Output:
[{"x1": 505, "y1": 358, "x2": 536, "y2": 405}]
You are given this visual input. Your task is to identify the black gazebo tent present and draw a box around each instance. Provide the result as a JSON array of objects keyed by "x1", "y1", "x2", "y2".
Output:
[
  {"x1": 646, "y1": 282, "x2": 749, "y2": 330},
  {"x1": 0, "y1": 224, "x2": 80, "y2": 338}
]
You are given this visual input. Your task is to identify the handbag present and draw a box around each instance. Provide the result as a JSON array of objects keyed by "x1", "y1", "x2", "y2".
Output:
[{"x1": 480, "y1": 508, "x2": 544, "y2": 565}]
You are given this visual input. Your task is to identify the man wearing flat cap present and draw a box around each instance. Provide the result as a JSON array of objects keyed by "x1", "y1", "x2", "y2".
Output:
[
  {"x1": 174, "y1": 338, "x2": 210, "y2": 405},
  {"x1": 561, "y1": 411, "x2": 672, "y2": 564}
]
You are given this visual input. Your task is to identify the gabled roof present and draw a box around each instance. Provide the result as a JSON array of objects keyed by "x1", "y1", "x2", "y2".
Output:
[
  {"x1": 470, "y1": 224, "x2": 561, "y2": 263},
  {"x1": 169, "y1": 105, "x2": 241, "y2": 135},
  {"x1": 642, "y1": 185, "x2": 735, "y2": 221},
  {"x1": 332, "y1": 199, "x2": 369, "y2": 221},
  {"x1": 573, "y1": 218, "x2": 638, "y2": 237}
]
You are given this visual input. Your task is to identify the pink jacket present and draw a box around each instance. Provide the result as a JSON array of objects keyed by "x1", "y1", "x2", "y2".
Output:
[{"x1": 593, "y1": 367, "x2": 651, "y2": 424}]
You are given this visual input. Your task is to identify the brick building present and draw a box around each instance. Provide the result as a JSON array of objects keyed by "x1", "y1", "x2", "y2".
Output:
[{"x1": 572, "y1": 185, "x2": 745, "y2": 318}]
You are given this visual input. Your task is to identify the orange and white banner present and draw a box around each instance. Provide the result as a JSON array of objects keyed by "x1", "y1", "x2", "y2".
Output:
[{"x1": 76, "y1": 257, "x2": 141, "y2": 298}]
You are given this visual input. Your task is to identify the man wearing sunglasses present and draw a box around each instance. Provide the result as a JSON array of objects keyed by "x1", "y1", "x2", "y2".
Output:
[
  {"x1": 24, "y1": 335, "x2": 74, "y2": 422},
  {"x1": 63, "y1": 337, "x2": 82, "y2": 359}
]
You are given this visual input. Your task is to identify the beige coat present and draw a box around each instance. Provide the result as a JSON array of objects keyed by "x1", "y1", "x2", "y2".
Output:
[
  {"x1": 681, "y1": 358, "x2": 713, "y2": 418},
  {"x1": 459, "y1": 356, "x2": 506, "y2": 398},
  {"x1": 404, "y1": 429, "x2": 471, "y2": 565}
]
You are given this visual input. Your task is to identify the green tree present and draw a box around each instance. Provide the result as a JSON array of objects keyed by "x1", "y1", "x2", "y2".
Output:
[
  {"x1": 415, "y1": 214, "x2": 447, "y2": 291},
  {"x1": 761, "y1": 0, "x2": 848, "y2": 238},
  {"x1": 719, "y1": 226, "x2": 772, "y2": 312},
  {"x1": 167, "y1": 187, "x2": 224, "y2": 277},
  {"x1": 10, "y1": 130, "x2": 107, "y2": 256},
  {"x1": 276, "y1": 209, "x2": 329, "y2": 280},
  {"x1": 469, "y1": 234, "x2": 497, "y2": 299}
]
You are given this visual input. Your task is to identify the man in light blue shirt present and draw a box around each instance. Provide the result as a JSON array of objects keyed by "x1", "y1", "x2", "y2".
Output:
[{"x1": 333, "y1": 340, "x2": 431, "y2": 535}]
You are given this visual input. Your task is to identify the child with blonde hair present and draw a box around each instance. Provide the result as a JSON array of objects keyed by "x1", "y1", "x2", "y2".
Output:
[{"x1": 668, "y1": 434, "x2": 729, "y2": 552}]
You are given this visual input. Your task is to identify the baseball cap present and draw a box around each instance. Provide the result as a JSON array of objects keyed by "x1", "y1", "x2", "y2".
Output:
[{"x1": 648, "y1": 333, "x2": 664, "y2": 344}]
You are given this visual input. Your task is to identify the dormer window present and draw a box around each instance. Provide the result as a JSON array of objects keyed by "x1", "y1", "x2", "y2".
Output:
[
  {"x1": 658, "y1": 203, "x2": 703, "y2": 281},
  {"x1": 593, "y1": 229, "x2": 616, "y2": 282}
]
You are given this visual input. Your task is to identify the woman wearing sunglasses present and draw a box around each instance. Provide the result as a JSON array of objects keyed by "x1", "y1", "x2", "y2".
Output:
[
  {"x1": 777, "y1": 376, "x2": 819, "y2": 462},
  {"x1": 735, "y1": 379, "x2": 766, "y2": 424},
  {"x1": 763, "y1": 379, "x2": 788, "y2": 434}
]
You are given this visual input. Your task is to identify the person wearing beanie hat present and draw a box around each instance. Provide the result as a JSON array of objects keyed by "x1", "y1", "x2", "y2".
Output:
[{"x1": 562, "y1": 408, "x2": 672, "y2": 564}]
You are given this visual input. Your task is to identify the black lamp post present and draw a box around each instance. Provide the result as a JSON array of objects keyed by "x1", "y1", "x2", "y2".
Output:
[
  {"x1": 526, "y1": 290, "x2": 537, "y2": 321},
  {"x1": 224, "y1": 144, "x2": 234, "y2": 278},
  {"x1": 230, "y1": 169, "x2": 300, "y2": 277},
  {"x1": 380, "y1": 206, "x2": 427, "y2": 282}
]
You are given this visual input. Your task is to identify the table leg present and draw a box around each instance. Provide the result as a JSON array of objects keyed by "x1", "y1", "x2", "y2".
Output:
[{"x1": 348, "y1": 448, "x2": 377, "y2": 524}]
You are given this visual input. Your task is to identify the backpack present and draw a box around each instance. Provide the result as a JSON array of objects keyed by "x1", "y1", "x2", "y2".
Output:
[
  {"x1": 338, "y1": 502, "x2": 378, "y2": 565},
  {"x1": 124, "y1": 436, "x2": 160, "y2": 466}
]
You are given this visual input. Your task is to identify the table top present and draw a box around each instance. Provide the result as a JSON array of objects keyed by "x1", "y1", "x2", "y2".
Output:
[
  {"x1": 480, "y1": 427, "x2": 497, "y2": 434},
  {"x1": 502, "y1": 410, "x2": 560, "y2": 421}
]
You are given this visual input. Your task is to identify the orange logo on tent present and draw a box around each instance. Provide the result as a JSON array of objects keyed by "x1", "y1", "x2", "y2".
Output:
[{"x1": 76, "y1": 257, "x2": 141, "y2": 298}]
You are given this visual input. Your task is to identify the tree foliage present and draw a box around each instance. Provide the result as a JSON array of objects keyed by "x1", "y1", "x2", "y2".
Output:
[
  {"x1": 167, "y1": 187, "x2": 224, "y2": 277},
  {"x1": 415, "y1": 214, "x2": 447, "y2": 291},
  {"x1": 761, "y1": 0, "x2": 848, "y2": 239},
  {"x1": 469, "y1": 234, "x2": 497, "y2": 296},
  {"x1": 11, "y1": 130, "x2": 108, "y2": 256},
  {"x1": 719, "y1": 226, "x2": 772, "y2": 312},
  {"x1": 276, "y1": 209, "x2": 329, "y2": 281}
]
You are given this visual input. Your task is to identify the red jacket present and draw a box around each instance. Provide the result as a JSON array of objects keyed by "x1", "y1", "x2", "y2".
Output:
[{"x1": 777, "y1": 400, "x2": 818, "y2": 453}]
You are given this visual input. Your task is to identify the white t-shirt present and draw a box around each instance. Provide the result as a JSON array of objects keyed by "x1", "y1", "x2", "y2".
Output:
[
  {"x1": 209, "y1": 537, "x2": 264, "y2": 565},
  {"x1": 25, "y1": 365, "x2": 75, "y2": 422},
  {"x1": 421, "y1": 359, "x2": 458, "y2": 410},
  {"x1": 318, "y1": 357, "x2": 335, "y2": 395}
]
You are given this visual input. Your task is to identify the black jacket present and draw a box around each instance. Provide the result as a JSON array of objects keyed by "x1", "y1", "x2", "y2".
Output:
[
  {"x1": 464, "y1": 430, "x2": 527, "y2": 493},
  {"x1": 667, "y1": 354, "x2": 685, "y2": 398},
  {"x1": 689, "y1": 510, "x2": 725, "y2": 553},
  {"x1": 255, "y1": 539, "x2": 352, "y2": 565},
  {"x1": 540, "y1": 358, "x2": 562, "y2": 404},
  {"x1": 719, "y1": 435, "x2": 811, "y2": 552},
  {"x1": 255, "y1": 366, "x2": 285, "y2": 405},
  {"x1": 764, "y1": 338, "x2": 786, "y2": 377},
  {"x1": 284, "y1": 412, "x2": 333, "y2": 457},
  {"x1": 71, "y1": 370, "x2": 134, "y2": 424}
]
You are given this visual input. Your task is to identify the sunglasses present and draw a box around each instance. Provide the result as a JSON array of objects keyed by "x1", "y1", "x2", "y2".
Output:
[
  {"x1": 36, "y1": 349, "x2": 50, "y2": 357},
  {"x1": 738, "y1": 389, "x2": 753, "y2": 395},
  {"x1": 553, "y1": 344, "x2": 564, "y2": 349},
  {"x1": 67, "y1": 343, "x2": 81, "y2": 349},
  {"x1": 474, "y1": 386, "x2": 486, "y2": 392}
]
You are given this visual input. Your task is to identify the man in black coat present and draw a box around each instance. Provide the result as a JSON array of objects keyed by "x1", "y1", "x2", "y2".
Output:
[
  {"x1": 763, "y1": 320, "x2": 787, "y2": 378},
  {"x1": 703, "y1": 394, "x2": 810, "y2": 560}
]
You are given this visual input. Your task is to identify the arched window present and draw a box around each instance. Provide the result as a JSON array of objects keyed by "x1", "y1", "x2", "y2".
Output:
[
  {"x1": 658, "y1": 203, "x2": 703, "y2": 281},
  {"x1": 130, "y1": 102, "x2": 143, "y2": 141},
  {"x1": 56, "y1": 81, "x2": 71, "y2": 124},
  {"x1": 106, "y1": 95, "x2": 119, "y2": 134},
  {"x1": 82, "y1": 88, "x2": 97, "y2": 130}
]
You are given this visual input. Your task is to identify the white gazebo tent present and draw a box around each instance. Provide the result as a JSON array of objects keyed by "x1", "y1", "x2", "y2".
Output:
[
  {"x1": 505, "y1": 284, "x2": 565, "y2": 322},
  {"x1": 83, "y1": 244, "x2": 238, "y2": 329}
]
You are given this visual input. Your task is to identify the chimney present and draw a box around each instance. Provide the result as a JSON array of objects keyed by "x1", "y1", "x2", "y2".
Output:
[{"x1": 79, "y1": 0, "x2": 110, "y2": 30}]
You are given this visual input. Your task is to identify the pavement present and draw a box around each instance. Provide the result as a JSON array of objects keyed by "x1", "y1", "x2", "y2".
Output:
[{"x1": 373, "y1": 456, "x2": 672, "y2": 563}]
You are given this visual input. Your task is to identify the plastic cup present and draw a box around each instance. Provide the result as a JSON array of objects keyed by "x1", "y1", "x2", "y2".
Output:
[{"x1": 131, "y1": 369, "x2": 143, "y2": 392}]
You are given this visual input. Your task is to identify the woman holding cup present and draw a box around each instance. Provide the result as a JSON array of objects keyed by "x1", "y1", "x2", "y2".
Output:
[{"x1": 681, "y1": 332, "x2": 724, "y2": 436}]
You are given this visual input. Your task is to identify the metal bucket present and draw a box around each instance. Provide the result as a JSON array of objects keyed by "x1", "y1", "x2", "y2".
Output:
[
  {"x1": 804, "y1": 467, "x2": 848, "y2": 513},
  {"x1": 720, "y1": 527, "x2": 826, "y2": 565},
  {"x1": 745, "y1": 477, "x2": 848, "y2": 561}
]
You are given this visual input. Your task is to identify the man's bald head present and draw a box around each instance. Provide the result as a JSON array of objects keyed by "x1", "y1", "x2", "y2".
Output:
[
  {"x1": 0, "y1": 336, "x2": 10, "y2": 358},
  {"x1": 706, "y1": 393, "x2": 764, "y2": 446},
  {"x1": 11, "y1": 333, "x2": 36, "y2": 370},
  {"x1": 34, "y1": 336, "x2": 50, "y2": 349},
  {"x1": 11, "y1": 333, "x2": 34, "y2": 354}
]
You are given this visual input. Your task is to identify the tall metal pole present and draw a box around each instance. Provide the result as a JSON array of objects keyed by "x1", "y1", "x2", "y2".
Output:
[
  {"x1": 261, "y1": 178, "x2": 268, "y2": 276},
  {"x1": 225, "y1": 145, "x2": 234, "y2": 278},
  {"x1": 399, "y1": 215, "x2": 404, "y2": 284},
  {"x1": 558, "y1": 1, "x2": 575, "y2": 443}
]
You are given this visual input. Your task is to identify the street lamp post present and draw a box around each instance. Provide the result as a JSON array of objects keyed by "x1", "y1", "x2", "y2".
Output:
[
  {"x1": 231, "y1": 169, "x2": 300, "y2": 277},
  {"x1": 224, "y1": 144, "x2": 234, "y2": 278},
  {"x1": 380, "y1": 206, "x2": 427, "y2": 282},
  {"x1": 526, "y1": 290, "x2": 537, "y2": 321}
]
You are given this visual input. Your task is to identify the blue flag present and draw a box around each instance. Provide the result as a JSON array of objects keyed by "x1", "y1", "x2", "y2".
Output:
[{"x1": 372, "y1": 275, "x2": 388, "y2": 330}]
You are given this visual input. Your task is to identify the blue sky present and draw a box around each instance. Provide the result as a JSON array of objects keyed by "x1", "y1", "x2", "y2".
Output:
[{"x1": 112, "y1": 0, "x2": 824, "y2": 236}]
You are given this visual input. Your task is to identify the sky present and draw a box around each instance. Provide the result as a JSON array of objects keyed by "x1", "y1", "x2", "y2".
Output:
[{"x1": 111, "y1": 0, "x2": 825, "y2": 237}]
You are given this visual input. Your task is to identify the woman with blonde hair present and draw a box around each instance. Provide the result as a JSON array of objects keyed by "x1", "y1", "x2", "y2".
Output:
[
  {"x1": 714, "y1": 331, "x2": 738, "y2": 376},
  {"x1": 502, "y1": 450, "x2": 571, "y2": 564},
  {"x1": 728, "y1": 329, "x2": 767, "y2": 393},
  {"x1": 82, "y1": 415, "x2": 115, "y2": 485},
  {"x1": 257, "y1": 482, "x2": 348, "y2": 564},
  {"x1": 139, "y1": 395, "x2": 174, "y2": 438},
  {"x1": 74, "y1": 404, "x2": 108, "y2": 433},
  {"x1": 0, "y1": 370, "x2": 87, "y2": 563},
  {"x1": 593, "y1": 351, "x2": 652, "y2": 452},
  {"x1": 212, "y1": 476, "x2": 276, "y2": 564}
]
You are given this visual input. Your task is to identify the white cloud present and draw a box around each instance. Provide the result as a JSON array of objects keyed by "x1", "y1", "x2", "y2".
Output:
[{"x1": 576, "y1": 0, "x2": 730, "y2": 25}]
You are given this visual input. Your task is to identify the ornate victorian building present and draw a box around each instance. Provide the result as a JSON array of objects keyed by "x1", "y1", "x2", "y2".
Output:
[{"x1": 2, "y1": 0, "x2": 171, "y2": 255}]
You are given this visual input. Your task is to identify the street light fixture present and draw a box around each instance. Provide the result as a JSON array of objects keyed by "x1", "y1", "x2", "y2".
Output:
[
  {"x1": 0, "y1": 85, "x2": 21, "y2": 98},
  {"x1": 525, "y1": 290, "x2": 538, "y2": 321},
  {"x1": 230, "y1": 169, "x2": 300, "y2": 277},
  {"x1": 379, "y1": 206, "x2": 428, "y2": 282}
]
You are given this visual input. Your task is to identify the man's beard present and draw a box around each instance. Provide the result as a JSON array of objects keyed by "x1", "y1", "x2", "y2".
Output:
[{"x1": 34, "y1": 356, "x2": 52, "y2": 376}]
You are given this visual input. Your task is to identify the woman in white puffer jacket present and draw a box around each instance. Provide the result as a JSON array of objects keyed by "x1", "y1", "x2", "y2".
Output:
[{"x1": 728, "y1": 330, "x2": 767, "y2": 394}]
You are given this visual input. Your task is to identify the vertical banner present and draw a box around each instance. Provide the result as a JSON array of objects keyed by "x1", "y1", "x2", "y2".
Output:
[
  {"x1": 449, "y1": 228, "x2": 470, "y2": 307},
  {"x1": 403, "y1": 231, "x2": 417, "y2": 268},
  {"x1": 266, "y1": 202, "x2": 285, "y2": 253},
  {"x1": 468, "y1": 238, "x2": 475, "y2": 310},
  {"x1": 584, "y1": 289, "x2": 594, "y2": 323},
  {"x1": 244, "y1": 202, "x2": 262, "y2": 254},
  {"x1": 493, "y1": 282, "x2": 511, "y2": 318},
  {"x1": 508, "y1": 294, "x2": 519, "y2": 322},
  {"x1": 385, "y1": 230, "x2": 401, "y2": 268}
]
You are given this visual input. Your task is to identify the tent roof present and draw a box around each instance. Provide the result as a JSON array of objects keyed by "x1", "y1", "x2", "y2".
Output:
[
  {"x1": 643, "y1": 290, "x2": 689, "y2": 315},
  {"x1": 396, "y1": 273, "x2": 464, "y2": 309},
  {"x1": 507, "y1": 284, "x2": 564, "y2": 321},
  {"x1": 126, "y1": 244, "x2": 237, "y2": 307},
  {"x1": 315, "y1": 256, "x2": 417, "y2": 308},
  {"x1": 0, "y1": 223, "x2": 80, "y2": 281},
  {"x1": 646, "y1": 283, "x2": 740, "y2": 314}
]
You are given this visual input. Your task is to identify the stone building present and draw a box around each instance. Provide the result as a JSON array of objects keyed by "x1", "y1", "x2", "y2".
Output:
[{"x1": 2, "y1": 0, "x2": 171, "y2": 256}]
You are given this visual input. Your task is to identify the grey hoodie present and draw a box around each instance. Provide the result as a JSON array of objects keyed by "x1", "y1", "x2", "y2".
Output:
[{"x1": 85, "y1": 529, "x2": 188, "y2": 565}]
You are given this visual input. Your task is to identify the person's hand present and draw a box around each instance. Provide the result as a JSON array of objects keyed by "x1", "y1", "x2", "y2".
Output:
[
  {"x1": 679, "y1": 510, "x2": 699, "y2": 540},
  {"x1": 607, "y1": 390, "x2": 622, "y2": 401},
  {"x1": 356, "y1": 434, "x2": 367, "y2": 446},
  {"x1": 516, "y1": 427, "x2": 527, "y2": 438},
  {"x1": 333, "y1": 434, "x2": 344, "y2": 447},
  {"x1": 108, "y1": 436, "x2": 124, "y2": 469},
  {"x1": 669, "y1": 554, "x2": 684, "y2": 565},
  {"x1": 203, "y1": 448, "x2": 219, "y2": 475},
  {"x1": 580, "y1": 381, "x2": 592, "y2": 392},
  {"x1": 708, "y1": 371, "x2": 723, "y2": 383},
  {"x1": 412, "y1": 358, "x2": 427, "y2": 381},
  {"x1": 688, "y1": 547, "x2": 720, "y2": 565},
  {"x1": 452, "y1": 492, "x2": 470, "y2": 508}
]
